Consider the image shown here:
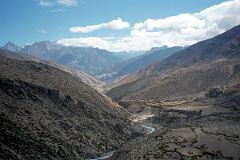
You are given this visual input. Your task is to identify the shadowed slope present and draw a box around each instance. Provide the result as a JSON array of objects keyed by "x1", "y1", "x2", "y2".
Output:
[{"x1": 0, "y1": 49, "x2": 141, "y2": 160}]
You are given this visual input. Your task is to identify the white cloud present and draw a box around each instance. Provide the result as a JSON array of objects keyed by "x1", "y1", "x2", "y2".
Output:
[
  {"x1": 57, "y1": 37, "x2": 112, "y2": 49},
  {"x1": 57, "y1": 36, "x2": 175, "y2": 52},
  {"x1": 58, "y1": 0, "x2": 240, "y2": 51},
  {"x1": 69, "y1": 18, "x2": 130, "y2": 33},
  {"x1": 39, "y1": 0, "x2": 78, "y2": 7},
  {"x1": 57, "y1": 0, "x2": 78, "y2": 7},
  {"x1": 40, "y1": 29, "x2": 47, "y2": 34},
  {"x1": 39, "y1": 0, "x2": 53, "y2": 7}
]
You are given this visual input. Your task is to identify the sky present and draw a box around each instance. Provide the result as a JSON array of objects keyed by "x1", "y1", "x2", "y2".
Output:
[{"x1": 1, "y1": 0, "x2": 240, "y2": 51}]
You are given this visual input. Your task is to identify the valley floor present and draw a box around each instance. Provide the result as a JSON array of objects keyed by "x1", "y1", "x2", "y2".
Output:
[{"x1": 107, "y1": 96, "x2": 240, "y2": 160}]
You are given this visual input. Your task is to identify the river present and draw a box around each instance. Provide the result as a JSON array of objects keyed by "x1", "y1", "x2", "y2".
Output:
[{"x1": 89, "y1": 114, "x2": 156, "y2": 160}]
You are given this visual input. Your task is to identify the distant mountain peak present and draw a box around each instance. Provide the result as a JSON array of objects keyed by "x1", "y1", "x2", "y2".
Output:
[
  {"x1": 31, "y1": 41, "x2": 62, "y2": 50},
  {"x1": 2, "y1": 42, "x2": 22, "y2": 52},
  {"x1": 150, "y1": 45, "x2": 168, "y2": 52},
  {"x1": 21, "y1": 41, "x2": 63, "y2": 56},
  {"x1": 141, "y1": 46, "x2": 170, "y2": 56}
]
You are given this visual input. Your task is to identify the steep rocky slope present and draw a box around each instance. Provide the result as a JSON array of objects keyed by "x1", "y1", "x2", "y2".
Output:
[
  {"x1": 107, "y1": 25, "x2": 240, "y2": 103},
  {"x1": 139, "y1": 24, "x2": 240, "y2": 77},
  {"x1": 0, "y1": 49, "x2": 141, "y2": 160},
  {"x1": 0, "y1": 49, "x2": 103, "y2": 90},
  {"x1": 108, "y1": 59, "x2": 240, "y2": 102}
]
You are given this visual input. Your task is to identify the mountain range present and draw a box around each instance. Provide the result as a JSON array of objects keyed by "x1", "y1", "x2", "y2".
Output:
[
  {"x1": 2, "y1": 41, "x2": 127, "y2": 76},
  {"x1": 97, "y1": 46, "x2": 184, "y2": 81},
  {"x1": 107, "y1": 25, "x2": 240, "y2": 104},
  {"x1": 2, "y1": 41, "x2": 182, "y2": 81}
]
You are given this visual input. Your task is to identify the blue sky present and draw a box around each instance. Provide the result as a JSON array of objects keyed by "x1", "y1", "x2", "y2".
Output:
[{"x1": 1, "y1": 0, "x2": 240, "y2": 51}]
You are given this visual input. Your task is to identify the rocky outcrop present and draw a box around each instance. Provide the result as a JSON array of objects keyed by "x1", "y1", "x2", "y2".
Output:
[{"x1": 206, "y1": 87, "x2": 224, "y2": 98}]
